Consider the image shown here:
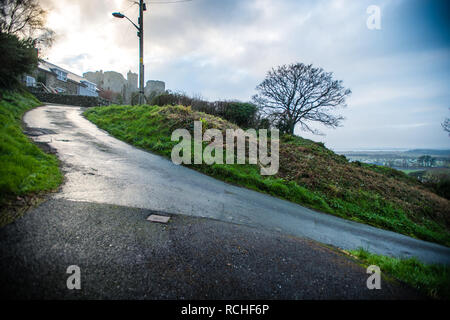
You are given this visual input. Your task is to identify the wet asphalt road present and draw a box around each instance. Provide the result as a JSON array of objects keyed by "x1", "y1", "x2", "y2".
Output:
[
  {"x1": 23, "y1": 105, "x2": 450, "y2": 265},
  {"x1": 0, "y1": 199, "x2": 422, "y2": 299}
]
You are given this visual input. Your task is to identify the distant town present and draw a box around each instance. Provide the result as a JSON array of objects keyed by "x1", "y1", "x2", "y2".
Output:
[{"x1": 337, "y1": 149, "x2": 450, "y2": 171}]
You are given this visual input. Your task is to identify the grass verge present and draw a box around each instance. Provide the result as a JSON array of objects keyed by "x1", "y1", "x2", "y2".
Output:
[
  {"x1": 0, "y1": 89, "x2": 62, "y2": 225},
  {"x1": 350, "y1": 248, "x2": 450, "y2": 299}
]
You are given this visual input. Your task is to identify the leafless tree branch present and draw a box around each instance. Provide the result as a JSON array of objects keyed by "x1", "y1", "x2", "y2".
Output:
[
  {"x1": 0, "y1": 0, "x2": 54, "y2": 49},
  {"x1": 253, "y1": 63, "x2": 351, "y2": 135}
]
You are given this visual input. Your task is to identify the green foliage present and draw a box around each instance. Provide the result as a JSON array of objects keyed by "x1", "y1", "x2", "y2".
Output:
[
  {"x1": 150, "y1": 92, "x2": 258, "y2": 128},
  {"x1": 351, "y1": 248, "x2": 450, "y2": 299},
  {"x1": 150, "y1": 92, "x2": 187, "y2": 106},
  {"x1": 0, "y1": 90, "x2": 62, "y2": 206},
  {"x1": 130, "y1": 92, "x2": 140, "y2": 105},
  {"x1": 433, "y1": 179, "x2": 450, "y2": 200},
  {"x1": 84, "y1": 104, "x2": 450, "y2": 246},
  {"x1": 0, "y1": 32, "x2": 38, "y2": 89},
  {"x1": 409, "y1": 168, "x2": 450, "y2": 200},
  {"x1": 221, "y1": 102, "x2": 258, "y2": 128},
  {"x1": 359, "y1": 162, "x2": 418, "y2": 184}
]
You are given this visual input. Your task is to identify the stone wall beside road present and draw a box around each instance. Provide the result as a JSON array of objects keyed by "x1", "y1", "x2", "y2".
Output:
[{"x1": 31, "y1": 92, "x2": 111, "y2": 108}]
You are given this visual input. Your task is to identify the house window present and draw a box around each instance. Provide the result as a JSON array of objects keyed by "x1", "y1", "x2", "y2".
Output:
[
  {"x1": 26, "y1": 76, "x2": 36, "y2": 87},
  {"x1": 55, "y1": 69, "x2": 67, "y2": 81},
  {"x1": 81, "y1": 81, "x2": 96, "y2": 92},
  {"x1": 55, "y1": 87, "x2": 66, "y2": 93}
]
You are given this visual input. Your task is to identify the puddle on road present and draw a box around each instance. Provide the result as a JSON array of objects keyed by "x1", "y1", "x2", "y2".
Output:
[
  {"x1": 24, "y1": 128, "x2": 57, "y2": 136},
  {"x1": 91, "y1": 141, "x2": 114, "y2": 153},
  {"x1": 50, "y1": 121, "x2": 75, "y2": 129}
]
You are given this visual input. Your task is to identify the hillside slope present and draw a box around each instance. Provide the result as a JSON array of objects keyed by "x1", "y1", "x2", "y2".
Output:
[{"x1": 84, "y1": 104, "x2": 450, "y2": 246}]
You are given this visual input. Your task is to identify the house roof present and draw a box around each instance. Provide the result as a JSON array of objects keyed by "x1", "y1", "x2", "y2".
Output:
[{"x1": 38, "y1": 60, "x2": 97, "y2": 88}]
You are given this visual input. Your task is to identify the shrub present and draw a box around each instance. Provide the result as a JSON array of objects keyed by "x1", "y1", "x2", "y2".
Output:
[
  {"x1": 150, "y1": 91, "x2": 259, "y2": 128},
  {"x1": 216, "y1": 101, "x2": 258, "y2": 128},
  {"x1": 0, "y1": 32, "x2": 38, "y2": 89}
]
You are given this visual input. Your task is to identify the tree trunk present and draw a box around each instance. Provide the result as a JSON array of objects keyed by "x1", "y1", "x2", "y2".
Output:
[{"x1": 288, "y1": 121, "x2": 295, "y2": 135}]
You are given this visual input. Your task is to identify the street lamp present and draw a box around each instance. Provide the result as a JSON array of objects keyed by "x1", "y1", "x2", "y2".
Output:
[
  {"x1": 112, "y1": 0, "x2": 146, "y2": 104},
  {"x1": 112, "y1": 12, "x2": 124, "y2": 18}
]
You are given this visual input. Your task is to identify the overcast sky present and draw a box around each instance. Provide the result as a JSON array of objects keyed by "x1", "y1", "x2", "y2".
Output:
[{"x1": 40, "y1": 0, "x2": 450, "y2": 151}]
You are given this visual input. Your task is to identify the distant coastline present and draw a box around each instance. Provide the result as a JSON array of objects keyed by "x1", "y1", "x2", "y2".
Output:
[{"x1": 333, "y1": 148, "x2": 450, "y2": 154}]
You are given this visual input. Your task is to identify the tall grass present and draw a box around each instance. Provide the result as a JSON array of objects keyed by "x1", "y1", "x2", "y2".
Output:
[
  {"x1": 0, "y1": 90, "x2": 62, "y2": 209},
  {"x1": 351, "y1": 248, "x2": 450, "y2": 299}
]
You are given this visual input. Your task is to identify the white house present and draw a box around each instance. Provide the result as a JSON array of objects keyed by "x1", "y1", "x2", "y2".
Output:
[{"x1": 25, "y1": 60, "x2": 99, "y2": 97}]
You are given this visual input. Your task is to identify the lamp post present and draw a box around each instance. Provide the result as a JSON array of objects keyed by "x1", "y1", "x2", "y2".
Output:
[{"x1": 112, "y1": 0, "x2": 146, "y2": 104}]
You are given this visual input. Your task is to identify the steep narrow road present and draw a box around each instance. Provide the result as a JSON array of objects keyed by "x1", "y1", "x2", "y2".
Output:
[{"x1": 23, "y1": 105, "x2": 450, "y2": 265}]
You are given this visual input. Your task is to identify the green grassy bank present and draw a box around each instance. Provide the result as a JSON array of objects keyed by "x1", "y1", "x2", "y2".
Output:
[
  {"x1": 0, "y1": 90, "x2": 62, "y2": 224},
  {"x1": 84, "y1": 104, "x2": 450, "y2": 246},
  {"x1": 350, "y1": 248, "x2": 450, "y2": 299}
]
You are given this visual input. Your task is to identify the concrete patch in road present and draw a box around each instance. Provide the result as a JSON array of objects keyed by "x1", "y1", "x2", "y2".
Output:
[{"x1": 147, "y1": 214, "x2": 171, "y2": 224}]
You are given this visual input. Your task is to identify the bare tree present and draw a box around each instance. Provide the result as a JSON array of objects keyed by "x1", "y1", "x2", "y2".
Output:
[
  {"x1": 0, "y1": 0, "x2": 54, "y2": 48},
  {"x1": 443, "y1": 118, "x2": 450, "y2": 136},
  {"x1": 253, "y1": 63, "x2": 351, "y2": 135}
]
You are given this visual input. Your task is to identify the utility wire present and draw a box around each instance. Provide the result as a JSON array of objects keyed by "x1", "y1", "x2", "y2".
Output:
[
  {"x1": 148, "y1": 0, "x2": 194, "y2": 4},
  {"x1": 123, "y1": 1, "x2": 138, "y2": 13}
]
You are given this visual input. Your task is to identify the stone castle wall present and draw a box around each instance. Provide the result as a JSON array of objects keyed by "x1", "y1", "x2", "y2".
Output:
[
  {"x1": 83, "y1": 70, "x2": 165, "y2": 104},
  {"x1": 144, "y1": 80, "x2": 165, "y2": 97}
]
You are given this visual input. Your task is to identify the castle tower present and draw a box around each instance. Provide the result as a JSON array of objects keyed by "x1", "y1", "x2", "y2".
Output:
[
  {"x1": 127, "y1": 70, "x2": 138, "y2": 92},
  {"x1": 144, "y1": 80, "x2": 165, "y2": 97}
]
